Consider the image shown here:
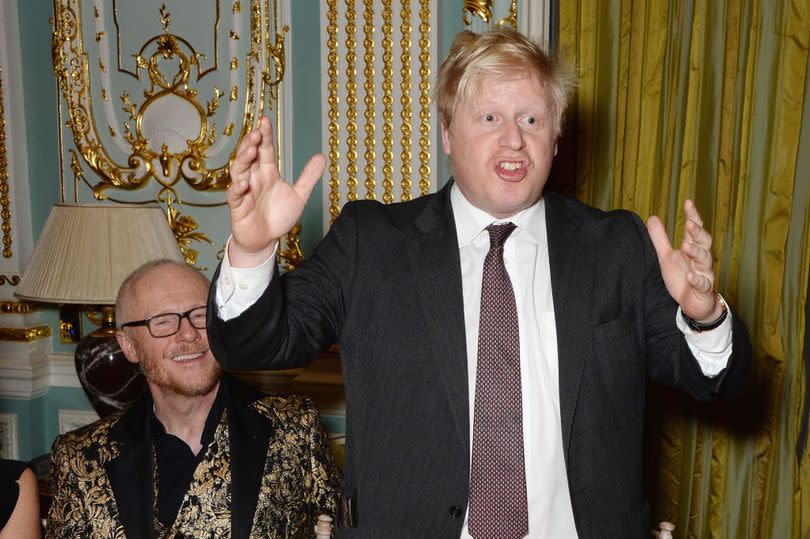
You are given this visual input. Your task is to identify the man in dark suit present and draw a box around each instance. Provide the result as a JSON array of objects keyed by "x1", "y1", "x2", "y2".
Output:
[
  {"x1": 207, "y1": 27, "x2": 751, "y2": 538},
  {"x1": 47, "y1": 260, "x2": 338, "y2": 538}
]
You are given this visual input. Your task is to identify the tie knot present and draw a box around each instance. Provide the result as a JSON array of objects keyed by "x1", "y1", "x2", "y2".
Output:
[{"x1": 486, "y1": 222, "x2": 516, "y2": 249}]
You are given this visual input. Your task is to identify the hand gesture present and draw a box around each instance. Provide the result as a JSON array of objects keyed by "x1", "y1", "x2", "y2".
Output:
[
  {"x1": 227, "y1": 116, "x2": 326, "y2": 267},
  {"x1": 646, "y1": 200, "x2": 723, "y2": 322}
]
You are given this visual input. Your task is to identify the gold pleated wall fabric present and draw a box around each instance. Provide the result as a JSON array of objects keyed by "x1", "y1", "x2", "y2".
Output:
[{"x1": 559, "y1": 1, "x2": 810, "y2": 537}]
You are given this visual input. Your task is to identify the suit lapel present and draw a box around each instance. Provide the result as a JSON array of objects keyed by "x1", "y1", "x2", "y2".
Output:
[
  {"x1": 105, "y1": 394, "x2": 155, "y2": 539},
  {"x1": 228, "y1": 377, "x2": 272, "y2": 539},
  {"x1": 545, "y1": 192, "x2": 595, "y2": 462},
  {"x1": 406, "y1": 182, "x2": 470, "y2": 451}
]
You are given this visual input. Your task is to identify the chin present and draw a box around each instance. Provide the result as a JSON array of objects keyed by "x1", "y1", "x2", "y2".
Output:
[{"x1": 152, "y1": 363, "x2": 223, "y2": 398}]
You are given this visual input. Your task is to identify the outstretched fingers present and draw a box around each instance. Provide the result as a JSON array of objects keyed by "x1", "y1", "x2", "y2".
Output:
[
  {"x1": 257, "y1": 116, "x2": 277, "y2": 166},
  {"x1": 646, "y1": 215, "x2": 673, "y2": 262},
  {"x1": 685, "y1": 267, "x2": 714, "y2": 294},
  {"x1": 231, "y1": 130, "x2": 260, "y2": 179},
  {"x1": 293, "y1": 153, "x2": 327, "y2": 201},
  {"x1": 226, "y1": 178, "x2": 250, "y2": 209}
]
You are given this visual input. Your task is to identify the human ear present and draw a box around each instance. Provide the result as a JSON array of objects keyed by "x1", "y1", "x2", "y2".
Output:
[
  {"x1": 441, "y1": 122, "x2": 452, "y2": 156},
  {"x1": 116, "y1": 331, "x2": 140, "y2": 365}
]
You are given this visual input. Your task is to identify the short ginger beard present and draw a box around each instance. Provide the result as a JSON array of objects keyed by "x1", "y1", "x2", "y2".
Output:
[{"x1": 134, "y1": 341, "x2": 223, "y2": 398}]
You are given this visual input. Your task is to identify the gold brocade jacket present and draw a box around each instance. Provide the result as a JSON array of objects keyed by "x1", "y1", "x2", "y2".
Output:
[{"x1": 46, "y1": 376, "x2": 339, "y2": 539}]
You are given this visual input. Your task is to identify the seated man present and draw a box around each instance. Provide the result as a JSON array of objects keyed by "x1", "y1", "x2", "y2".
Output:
[{"x1": 46, "y1": 259, "x2": 338, "y2": 538}]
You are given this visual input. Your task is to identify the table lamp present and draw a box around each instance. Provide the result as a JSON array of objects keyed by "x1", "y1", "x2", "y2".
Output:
[{"x1": 15, "y1": 203, "x2": 185, "y2": 416}]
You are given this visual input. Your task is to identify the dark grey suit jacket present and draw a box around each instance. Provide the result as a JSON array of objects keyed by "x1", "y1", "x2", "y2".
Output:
[{"x1": 207, "y1": 182, "x2": 751, "y2": 538}]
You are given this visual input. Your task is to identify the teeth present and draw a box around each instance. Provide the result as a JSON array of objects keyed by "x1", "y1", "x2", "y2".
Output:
[
  {"x1": 172, "y1": 352, "x2": 204, "y2": 362},
  {"x1": 500, "y1": 161, "x2": 522, "y2": 171}
]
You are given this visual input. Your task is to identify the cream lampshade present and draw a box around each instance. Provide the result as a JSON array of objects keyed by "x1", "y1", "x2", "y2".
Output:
[
  {"x1": 15, "y1": 203, "x2": 184, "y2": 304},
  {"x1": 15, "y1": 203, "x2": 185, "y2": 416}
]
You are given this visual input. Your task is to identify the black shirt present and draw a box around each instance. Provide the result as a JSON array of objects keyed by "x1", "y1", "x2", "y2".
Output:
[{"x1": 149, "y1": 382, "x2": 227, "y2": 525}]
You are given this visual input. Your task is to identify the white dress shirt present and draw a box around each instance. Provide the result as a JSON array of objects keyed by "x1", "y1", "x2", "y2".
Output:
[{"x1": 215, "y1": 185, "x2": 734, "y2": 538}]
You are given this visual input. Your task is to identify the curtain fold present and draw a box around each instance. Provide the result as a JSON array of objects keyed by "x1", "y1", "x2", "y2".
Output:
[{"x1": 558, "y1": 1, "x2": 810, "y2": 536}]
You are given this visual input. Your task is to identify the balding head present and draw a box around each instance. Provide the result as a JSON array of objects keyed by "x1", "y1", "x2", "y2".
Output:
[{"x1": 115, "y1": 259, "x2": 210, "y2": 328}]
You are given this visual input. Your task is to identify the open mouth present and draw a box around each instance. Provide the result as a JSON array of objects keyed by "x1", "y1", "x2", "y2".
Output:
[
  {"x1": 497, "y1": 160, "x2": 528, "y2": 180},
  {"x1": 170, "y1": 351, "x2": 206, "y2": 363},
  {"x1": 499, "y1": 161, "x2": 523, "y2": 171}
]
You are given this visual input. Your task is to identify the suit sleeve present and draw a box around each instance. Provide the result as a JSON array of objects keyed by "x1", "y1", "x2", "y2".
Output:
[
  {"x1": 635, "y1": 213, "x2": 752, "y2": 400},
  {"x1": 46, "y1": 436, "x2": 90, "y2": 539},
  {"x1": 207, "y1": 203, "x2": 360, "y2": 371}
]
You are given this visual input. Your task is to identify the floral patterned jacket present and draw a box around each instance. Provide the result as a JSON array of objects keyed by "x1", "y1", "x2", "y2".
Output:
[{"x1": 46, "y1": 376, "x2": 339, "y2": 538}]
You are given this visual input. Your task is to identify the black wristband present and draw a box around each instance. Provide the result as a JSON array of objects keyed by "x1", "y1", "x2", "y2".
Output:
[{"x1": 682, "y1": 301, "x2": 728, "y2": 333}]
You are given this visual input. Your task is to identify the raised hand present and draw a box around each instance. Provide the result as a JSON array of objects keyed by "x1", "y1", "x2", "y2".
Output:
[
  {"x1": 646, "y1": 199, "x2": 724, "y2": 322},
  {"x1": 227, "y1": 116, "x2": 326, "y2": 267}
]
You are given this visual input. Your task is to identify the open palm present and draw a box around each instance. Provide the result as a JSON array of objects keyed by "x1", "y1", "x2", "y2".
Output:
[
  {"x1": 227, "y1": 117, "x2": 325, "y2": 267},
  {"x1": 646, "y1": 200, "x2": 722, "y2": 322}
]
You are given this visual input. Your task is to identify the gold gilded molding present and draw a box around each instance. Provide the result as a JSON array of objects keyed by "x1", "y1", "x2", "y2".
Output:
[
  {"x1": 0, "y1": 301, "x2": 39, "y2": 314},
  {"x1": 0, "y1": 326, "x2": 52, "y2": 342},
  {"x1": 399, "y1": 0, "x2": 413, "y2": 202},
  {"x1": 362, "y1": 0, "x2": 376, "y2": 200},
  {"x1": 166, "y1": 199, "x2": 213, "y2": 270},
  {"x1": 53, "y1": 3, "x2": 234, "y2": 201},
  {"x1": 0, "y1": 66, "x2": 11, "y2": 258},
  {"x1": 114, "y1": 1, "x2": 220, "y2": 79},
  {"x1": 160, "y1": 4, "x2": 171, "y2": 31},
  {"x1": 279, "y1": 224, "x2": 304, "y2": 270},
  {"x1": 53, "y1": 0, "x2": 294, "y2": 266},
  {"x1": 381, "y1": 0, "x2": 394, "y2": 204},
  {"x1": 344, "y1": 0, "x2": 359, "y2": 202},
  {"x1": 417, "y1": 0, "x2": 431, "y2": 197},
  {"x1": 326, "y1": 0, "x2": 341, "y2": 223},
  {"x1": 497, "y1": 0, "x2": 518, "y2": 28},
  {"x1": 0, "y1": 275, "x2": 19, "y2": 286},
  {"x1": 463, "y1": 0, "x2": 493, "y2": 25}
]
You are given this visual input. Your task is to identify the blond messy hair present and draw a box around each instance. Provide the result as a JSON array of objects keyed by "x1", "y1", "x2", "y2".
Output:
[{"x1": 435, "y1": 27, "x2": 576, "y2": 137}]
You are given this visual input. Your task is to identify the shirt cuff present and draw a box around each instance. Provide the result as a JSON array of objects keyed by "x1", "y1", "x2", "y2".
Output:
[
  {"x1": 214, "y1": 236, "x2": 277, "y2": 321},
  {"x1": 675, "y1": 295, "x2": 733, "y2": 378}
]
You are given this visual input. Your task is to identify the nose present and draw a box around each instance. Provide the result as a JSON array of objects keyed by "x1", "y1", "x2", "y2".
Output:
[
  {"x1": 175, "y1": 315, "x2": 201, "y2": 341},
  {"x1": 499, "y1": 120, "x2": 525, "y2": 150}
]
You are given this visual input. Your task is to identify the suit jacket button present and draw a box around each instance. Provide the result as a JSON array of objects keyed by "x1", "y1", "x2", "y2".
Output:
[{"x1": 449, "y1": 506, "x2": 463, "y2": 518}]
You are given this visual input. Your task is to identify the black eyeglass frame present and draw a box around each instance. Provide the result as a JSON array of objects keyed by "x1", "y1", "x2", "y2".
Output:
[{"x1": 119, "y1": 306, "x2": 208, "y2": 338}]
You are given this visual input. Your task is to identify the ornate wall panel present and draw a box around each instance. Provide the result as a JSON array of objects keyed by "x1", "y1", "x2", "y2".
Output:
[
  {"x1": 0, "y1": 0, "x2": 34, "y2": 303},
  {"x1": 52, "y1": 0, "x2": 293, "y2": 271},
  {"x1": 319, "y1": 0, "x2": 439, "y2": 230}
]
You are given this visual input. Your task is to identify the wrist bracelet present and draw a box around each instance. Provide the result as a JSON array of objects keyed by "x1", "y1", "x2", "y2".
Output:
[{"x1": 682, "y1": 301, "x2": 728, "y2": 333}]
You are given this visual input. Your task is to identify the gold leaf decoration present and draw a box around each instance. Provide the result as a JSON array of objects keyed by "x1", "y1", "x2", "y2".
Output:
[
  {"x1": 167, "y1": 205, "x2": 213, "y2": 269},
  {"x1": 160, "y1": 4, "x2": 171, "y2": 32}
]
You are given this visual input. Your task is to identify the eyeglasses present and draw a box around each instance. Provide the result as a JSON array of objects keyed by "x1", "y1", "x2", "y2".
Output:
[{"x1": 120, "y1": 306, "x2": 207, "y2": 338}]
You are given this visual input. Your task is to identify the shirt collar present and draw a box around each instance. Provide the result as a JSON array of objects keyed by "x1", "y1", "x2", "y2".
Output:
[{"x1": 450, "y1": 182, "x2": 546, "y2": 248}]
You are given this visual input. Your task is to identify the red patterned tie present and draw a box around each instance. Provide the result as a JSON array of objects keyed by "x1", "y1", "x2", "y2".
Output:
[{"x1": 468, "y1": 223, "x2": 528, "y2": 539}]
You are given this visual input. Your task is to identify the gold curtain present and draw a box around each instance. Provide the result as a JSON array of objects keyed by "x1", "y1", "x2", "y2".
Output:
[{"x1": 558, "y1": 0, "x2": 810, "y2": 537}]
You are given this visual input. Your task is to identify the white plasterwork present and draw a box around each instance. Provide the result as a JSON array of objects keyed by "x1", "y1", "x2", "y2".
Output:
[
  {"x1": 58, "y1": 409, "x2": 99, "y2": 434},
  {"x1": 0, "y1": 413, "x2": 18, "y2": 459}
]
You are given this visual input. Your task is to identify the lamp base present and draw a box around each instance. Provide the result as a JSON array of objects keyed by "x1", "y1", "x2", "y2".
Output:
[{"x1": 74, "y1": 332, "x2": 146, "y2": 417}]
